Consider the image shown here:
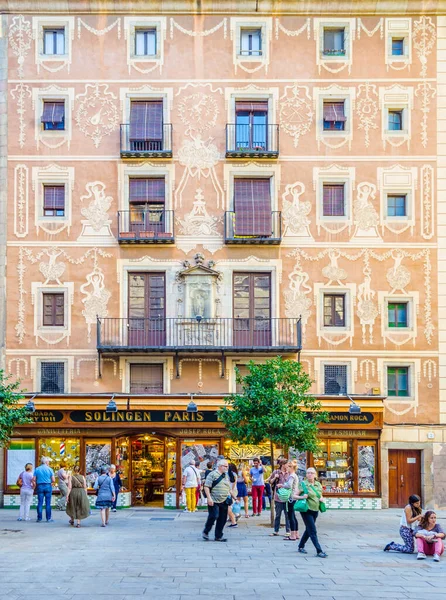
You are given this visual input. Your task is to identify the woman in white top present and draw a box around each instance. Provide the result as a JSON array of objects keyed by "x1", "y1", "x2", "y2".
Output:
[{"x1": 384, "y1": 494, "x2": 422, "y2": 553}]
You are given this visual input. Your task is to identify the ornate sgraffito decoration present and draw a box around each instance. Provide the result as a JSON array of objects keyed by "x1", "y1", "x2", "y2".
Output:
[
  {"x1": 386, "y1": 250, "x2": 411, "y2": 294},
  {"x1": 178, "y1": 358, "x2": 224, "y2": 390},
  {"x1": 39, "y1": 248, "x2": 66, "y2": 285},
  {"x1": 32, "y1": 163, "x2": 74, "y2": 237},
  {"x1": 352, "y1": 182, "x2": 381, "y2": 242},
  {"x1": 8, "y1": 15, "x2": 32, "y2": 78},
  {"x1": 275, "y1": 18, "x2": 311, "y2": 39},
  {"x1": 80, "y1": 265, "x2": 112, "y2": 344},
  {"x1": 14, "y1": 165, "x2": 29, "y2": 239},
  {"x1": 322, "y1": 249, "x2": 348, "y2": 286},
  {"x1": 279, "y1": 84, "x2": 313, "y2": 148},
  {"x1": 379, "y1": 84, "x2": 414, "y2": 150},
  {"x1": 377, "y1": 164, "x2": 418, "y2": 236},
  {"x1": 356, "y1": 83, "x2": 379, "y2": 148},
  {"x1": 175, "y1": 188, "x2": 223, "y2": 255},
  {"x1": 313, "y1": 164, "x2": 355, "y2": 236},
  {"x1": 415, "y1": 81, "x2": 436, "y2": 149},
  {"x1": 178, "y1": 92, "x2": 219, "y2": 138},
  {"x1": 282, "y1": 181, "x2": 313, "y2": 242},
  {"x1": 283, "y1": 251, "x2": 312, "y2": 343},
  {"x1": 32, "y1": 84, "x2": 74, "y2": 150},
  {"x1": 413, "y1": 16, "x2": 436, "y2": 78},
  {"x1": 32, "y1": 17, "x2": 75, "y2": 74},
  {"x1": 357, "y1": 257, "x2": 379, "y2": 345},
  {"x1": 170, "y1": 17, "x2": 227, "y2": 38},
  {"x1": 77, "y1": 17, "x2": 121, "y2": 38},
  {"x1": 75, "y1": 83, "x2": 119, "y2": 148},
  {"x1": 8, "y1": 358, "x2": 29, "y2": 379},
  {"x1": 423, "y1": 359, "x2": 437, "y2": 389},
  {"x1": 10, "y1": 83, "x2": 32, "y2": 148},
  {"x1": 358, "y1": 359, "x2": 376, "y2": 391},
  {"x1": 78, "y1": 181, "x2": 114, "y2": 242},
  {"x1": 230, "y1": 18, "x2": 272, "y2": 74},
  {"x1": 76, "y1": 358, "x2": 100, "y2": 380},
  {"x1": 124, "y1": 17, "x2": 167, "y2": 74},
  {"x1": 314, "y1": 85, "x2": 355, "y2": 150},
  {"x1": 421, "y1": 165, "x2": 434, "y2": 241},
  {"x1": 313, "y1": 18, "x2": 356, "y2": 74},
  {"x1": 357, "y1": 19, "x2": 384, "y2": 39}
]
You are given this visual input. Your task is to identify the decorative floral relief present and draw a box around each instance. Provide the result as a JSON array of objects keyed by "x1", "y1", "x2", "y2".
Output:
[
  {"x1": 75, "y1": 83, "x2": 119, "y2": 148},
  {"x1": 275, "y1": 18, "x2": 311, "y2": 39},
  {"x1": 39, "y1": 248, "x2": 66, "y2": 285},
  {"x1": 283, "y1": 252, "x2": 312, "y2": 343},
  {"x1": 357, "y1": 19, "x2": 384, "y2": 39},
  {"x1": 322, "y1": 250, "x2": 347, "y2": 286},
  {"x1": 80, "y1": 181, "x2": 113, "y2": 232},
  {"x1": 423, "y1": 359, "x2": 437, "y2": 389},
  {"x1": 356, "y1": 83, "x2": 378, "y2": 148},
  {"x1": 14, "y1": 164, "x2": 28, "y2": 239},
  {"x1": 421, "y1": 165, "x2": 434, "y2": 241},
  {"x1": 10, "y1": 83, "x2": 31, "y2": 149},
  {"x1": 357, "y1": 261, "x2": 379, "y2": 345},
  {"x1": 80, "y1": 266, "x2": 112, "y2": 344},
  {"x1": 352, "y1": 182, "x2": 381, "y2": 241},
  {"x1": 282, "y1": 182, "x2": 312, "y2": 239},
  {"x1": 358, "y1": 359, "x2": 376, "y2": 391},
  {"x1": 170, "y1": 18, "x2": 227, "y2": 38},
  {"x1": 77, "y1": 17, "x2": 121, "y2": 38},
  {"x1": 178, "y1": 92, "x2": 219, "y2": 137},
  {"x1": 175, "y1": 188, "x2": 223, "y2": 255},
  {"x1": 386, "y1": 250, "x2": 411, "y2": 294},
  {"x1": 178, "y1": 358, "x2": 223, "y2": 390},
  {"x1": 413, "y1": 16, "x2": 436, "y2": 78},
  {"x1": 8, "y1": 15, "x2": 32, "y2": 78},
  {"x1": 279, "y1": 84, "x2": 313, "y2": 148},
  {"x1": 415, "y1": 81, "x2": 436, "y2": 148}
]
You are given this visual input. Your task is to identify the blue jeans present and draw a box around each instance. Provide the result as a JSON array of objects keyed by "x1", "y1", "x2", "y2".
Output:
[{"x1": 36, "y1": 483, "x2": 52, "y2": 521}]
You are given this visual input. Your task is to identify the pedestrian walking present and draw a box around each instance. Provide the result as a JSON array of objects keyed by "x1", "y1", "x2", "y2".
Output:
[
  {"x1": 32, "y1": 457, "x2": 55, "y2": 523},
  {"x1": 17, "y1": 463, "x2": 35, "y2": 521},
  {"x1": 109, "y1": 464, "x2": 122, "y2": 512},
  {"x1": 236, "y1": 463, "x2": 250, "y2": 518},
  {"x1": 66, "y1": 465, "x2": 90, "y2": 528},
  {"x1": 204, "y1": 461, "x2": 214, "y2": 480},
  {"x1": 415, "y1": 511, "x2": 445, "y2": 561},
  {"x1": 297, "y1": 467, "x2": 328, "y2": 558},
  {"x1": 182, "y1": 461, "x2": 201, "y2": 512},
  {"x1": 262, "y1": 458, "x2": 272, "y2": 511},
  {"x1": 94, "y1": 465, "x2": 116, "y2": 527},
  {"x1": 227, "y1": 463, "x2": 239, "y2": 528},
  {"x1": 384, "y1": 494, "x2": 422, "y2": 553},
  {"x1": 202, "y1": 459, "x2": 237, "y2": 542},
  {"x1": 194, "y1": 461, "x2": 202, "y2": 508},
  {"x1": 250, "y1": 457, "x2": 265, "y2": 516},
  {"x1": 56, "y1": 463, "x2": 69, "y2": 511},
  {"x1": 277, "y1": 460, "x2": 300, "y2": 541},
  {"x1": 268, "y1": 458, "x2": 291, "y2": 537}
]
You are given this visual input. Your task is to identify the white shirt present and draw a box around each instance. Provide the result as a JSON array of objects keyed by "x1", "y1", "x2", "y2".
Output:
[{"x1": 183, "y1": 465, "x2": 200, "y2": 488}]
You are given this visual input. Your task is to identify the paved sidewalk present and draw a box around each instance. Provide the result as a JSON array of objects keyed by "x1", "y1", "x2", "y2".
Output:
[{"x1": 0, "y1": 507, "x2": 445, "y2": 599}]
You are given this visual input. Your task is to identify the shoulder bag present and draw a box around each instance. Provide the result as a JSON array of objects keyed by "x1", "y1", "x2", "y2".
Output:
[
  {"x1": 294, "y1": 480, "x2": 309, "y2": 513},
  {"x1": 16, "y1": 472, "x2": 24, "y2": 488},
  {"x1": 310, "y1": 484, "x2": 327, "y2": 513},
  {"x1": 276, "y1": 487, "x2": 292, "y2": 502},
  {"x1": 210, "y1": 472, "x2": 233, "y2": 506}
]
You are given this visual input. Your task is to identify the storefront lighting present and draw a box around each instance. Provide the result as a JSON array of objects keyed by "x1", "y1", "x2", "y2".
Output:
[
  {"x1": 347, "y1": 395, "x2": 361, "y2": 415},
  {"x1": 105, "y1": 395, "x2": 118, "y2": 413},
  {"x1": 187, "y1": 394, "x2": 198, "y2": 413},
  {"x1": 24, "y1": 394, "x2": 37, "y2": 413}
]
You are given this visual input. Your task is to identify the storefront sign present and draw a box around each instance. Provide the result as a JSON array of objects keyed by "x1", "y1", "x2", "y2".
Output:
[
  {"x1": 327, "y1": 412, "x2": 374, "y2": 424},
  {"x1": 37, "y1": 428, "x2": 82, "y2": 435},
  {"x1": 69, "y1": 410, "x2": 220, "y2": 423},
  {"x1": 177, "y1": 428, "x2": 224, "y2": 436},
  {"x1": 32, "y1": 410, "x2": 64, "y2": 423},
  {"x1": 321, "y1": 429, "x2": 371, "y2": 437}
]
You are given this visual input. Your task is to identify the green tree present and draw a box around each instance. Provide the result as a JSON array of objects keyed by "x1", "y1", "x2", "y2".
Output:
[
  {"x1": 218, "y1": 357, "x2": 328, "y2": 523},
  {"x1": 0, "y1": 371, "x2": 32, "y2": 448}
]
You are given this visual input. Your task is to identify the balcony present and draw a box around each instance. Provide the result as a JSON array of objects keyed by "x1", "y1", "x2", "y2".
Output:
[
  {"x1": 120, "y1": 124, "x2": 173, "y2": 158},
  {"x1": 226, "y1": 124, "x2": 279, "y2": 158},
  {"x1": 224, "y1": 211, "x2": 281, "y2": 245},
  {"x1": 117, "y1": 210, "x2": 174, "y2": 244},
  {"x1": 97, "y1": 317, "x2": 301, "y2": 354}
]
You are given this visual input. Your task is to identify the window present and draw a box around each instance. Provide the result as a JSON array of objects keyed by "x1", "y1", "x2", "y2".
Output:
[
  {"x1": 43, "y1": 185, "x2": 65, "y2": 217},
  {"x1": 323, "y1": 28, "x2": 345, "y2": 55},
  {"x1": 323, "y1": 101, "x2": 346, "y2": 131},
  {"x1": 233, "y1": 178, "x2": 272, "y2": 236},
  {"x1": 40, "y1": 362, "x2": 65, "y2": 394},
  {"x1": 387, "y1": 194, "x2": 407, "y2": 217},
  {"x1": 41, "y1": 101, "x2": 65, "y2": 131},
  {"x1": 233, "y1": 273, "x2": 271, "y2": 347},
  {"x1": 42, "y1": 293, "x2": 64, "y2": 327},
  {"x1": 323, "y1": 184, "x2": 345, "y2": 217},
  {"x1": 324, "y1": 364, "x2": 347, "y2": 394},
  {"x1": 129, "y1": 178, "x2": 166, "y2": 234},
  {"x1": 240, "y1": 28, "x2": 262, "y2": 56},
  {"x1": 129, "y1": 101, "x2": 163, "y2": 150},
  {"x1": 129, "y1": 364, "x2": 163, "y2": 394},
  {"x1": 135, "y1": 28, "x2": 157, "y2": 56},
  {"x1": 392, "y1": 38, "x2": 404, "y2": 56},
  {"x1": 323, "y1": 294, "x2": 345, "y2": 327},
  {"x1": 313, "y1": 439, "x2": 354, "y2": 494},
  {"x1": 388, "y1": 110, "x2": 403, "y2": 131},
  {"x1": 388, "y1": 302, "x2": 408, "y2": 328},
  {"x1": 43, "y1": 28, "x2": 65, "y2": 55},
  {"x1": 235, "y1": 364, "x2": 250, "y2": 394},
  {"x1": 235, "y1": 101, "x2": 268, "y2": 150},
  {"x1": 387, "y1": 366, "x2": 409, "y2": 397}
]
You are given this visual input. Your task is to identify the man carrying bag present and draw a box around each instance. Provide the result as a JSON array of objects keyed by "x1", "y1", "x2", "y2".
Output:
[{"x1": 202, "y1": 459, "x2": 237, "y2": 542}]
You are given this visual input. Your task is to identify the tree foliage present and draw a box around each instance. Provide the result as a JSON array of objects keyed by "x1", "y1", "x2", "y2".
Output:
[
  {"x1": 218, "y1": 357, "x2": 328, "y2": 453},
  {"x1": 0, "y1": 370, "x2": 32, "y2": 448}
]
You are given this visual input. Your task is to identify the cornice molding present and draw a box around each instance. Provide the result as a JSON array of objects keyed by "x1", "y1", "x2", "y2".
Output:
[{"x1": 1, "y1": 0, "x2": 446, "y2": 16}]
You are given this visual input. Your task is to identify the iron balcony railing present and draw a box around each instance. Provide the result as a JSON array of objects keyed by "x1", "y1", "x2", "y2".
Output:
[
  {"x1": 226, "y1": 123, "x2": 279, "y2": 157},
  {"x1": 224, "y1": 211, "x2": 282, "y2": 245},
  {"x1": 117, "y1": 210, "x2": 174, "y2": 243},
  {"x1": 97, "y1": 317, "x2": 302, "y2": 353},
  {"x1": 120, "y1": 124, "x2": 173, "y2": 158}
]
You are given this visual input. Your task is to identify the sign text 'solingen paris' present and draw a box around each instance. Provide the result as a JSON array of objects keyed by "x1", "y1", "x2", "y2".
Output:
[{"x1": 69, "y1": 410, "x2": 220, "y2": 423}]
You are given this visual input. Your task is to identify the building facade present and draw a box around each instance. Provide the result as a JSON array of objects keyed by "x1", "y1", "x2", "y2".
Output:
[{"x1": 0, "y1": 1, "x2": 444, "y2": 509}]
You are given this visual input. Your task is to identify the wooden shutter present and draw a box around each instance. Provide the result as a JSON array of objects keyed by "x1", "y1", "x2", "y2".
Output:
[
  {"x1": 41, "y1": 102, "x2": 65, "y2": 124},
  {"x1": 129, "y1": 178, "x2": 165, "y2": 204},
  {"x1": 323, "y1": 184, "x2": 345, "y2": 216},
  {"x1": 234, "y1": 178, "x2": 272, "y2": 236},
  {"x1": 43, "y1": 186, "x2": 65, "y2": 211},
  {"x1": 130, "y1": 364, "x2": 163, "y2": 394},
  {"x1": 323, "y1": 102, "x2": 346, "y2": 122},
  {"x1": 235, "y1": 101, "x2": 268, "y2": 112},
  {"x1": 129, "y1": 101, "x2": 163, "y2": 140},
  {"x1": 43, "y1": 293, "x2": 64, "y2": 326}
]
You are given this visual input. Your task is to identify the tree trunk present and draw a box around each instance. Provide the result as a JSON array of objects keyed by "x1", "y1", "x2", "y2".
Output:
[{"x1": 270, "y1": 438, "x2": 275, "y2": 527}]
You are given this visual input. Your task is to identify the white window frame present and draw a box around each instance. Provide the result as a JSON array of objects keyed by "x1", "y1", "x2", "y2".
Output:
[
  {"x1": 314, "y1": 18, "x2": 355, "y2": 74},
  {"x1": 119, "y1": 356, "x2": 172, "y2": 394},
  {"x1": 378, "y1": 292, "x2": 419, "y2": 347},
  {"x1": 313, "y1": 85, "x2": 355, "y2": 150},
  {"x1": 314, "y1": 284, "x2": 356, "y2": 346},
  {"x1": 379, "y1": 360, "x2": 419, "y2": 406},
  {"x1": 32, "y1": 357, "x2": 73, "y2": 394},
  {"x1": 32, "y1": 284, "x2": 74, "y2": 346},
  {"x1": 377, "y1": 164, "x2": 417, "y2": 234},
  {"x1": 32, "y1": 85, "x2": 75, "y2": 150},
  {"x1": 33, "y1": 17, "x2": 74, "y2": 73},
  {"x1": 118, "y1": 162, "x2": 175, "y2": 212},
  {"x1": 320, "y1": 290, "x2": 349, "y2": 331},
  {"x1": 223, "y1": 163, "x2": 280, "y2": 213},
  {"x1": 313, "y1": 164, "x2": 355, "y2": 234},
  {"x1": 32, "y1": 164, "x2": 74, "y2": 235},
  {"x1": 231, "y1": 17, "x2": 272, "y2": 73},
  {"x1": 385, "y1": 18, "x2": 412, "y2": 70},
  {"x1": 124, "y1": 17, "x2": 167, "y2": 74},
  {"x1": 314, "y1": 359, "x2": 356, "y2": 396},
  {"x1": 379, "y1": 85, "x2": 413, "y2": 149},
  {"x1": 120, "y1": 85, "x2": 172, "y2": 133}
]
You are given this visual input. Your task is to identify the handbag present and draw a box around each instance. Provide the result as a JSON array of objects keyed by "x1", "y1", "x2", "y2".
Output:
[
  {"x1": 310, "y1": 484, "x2": 327, "y2": 513},
  {"x1": 225, "y1": 496, "x2": 233, "y2": 506},
  {"x1": 276, "y1": 487, "x2": 292, "y2": 502},
  {"x1": 16, "y1": 472, "x2": 24, "y2": 488},
  {"x1": 294, "y1": 481, "x2": 309, "y2": 513}
]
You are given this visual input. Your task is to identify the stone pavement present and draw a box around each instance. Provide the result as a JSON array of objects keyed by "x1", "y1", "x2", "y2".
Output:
[{"x1": 0, "y1": 507, "x2": 445, "y2": 600}]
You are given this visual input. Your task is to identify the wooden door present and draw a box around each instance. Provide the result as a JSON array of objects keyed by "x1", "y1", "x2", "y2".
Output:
[
  {"x1": 128, "y1": 273, "x2": 166, "y2": 347},
  {"x1": 388, "y1": 449, "x2": 422, "y2": 508},
  {"x1": 233, "y1": 272, "x2": 271, "y2": 347}
]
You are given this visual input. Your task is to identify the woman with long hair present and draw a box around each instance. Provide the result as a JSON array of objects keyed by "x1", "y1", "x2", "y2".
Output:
[
  {"x1": 384, "y1": 494, "x2": 422, "y2": 553},
  {"x1": 415, "y1": 510, "x2": 445, "y2": 561},
  {"x1": 227, "y1": 463, "x2": 239, "y2": 528},
  {"x1": 276, "y1": 460, "x2": 299, "y2": 541}
]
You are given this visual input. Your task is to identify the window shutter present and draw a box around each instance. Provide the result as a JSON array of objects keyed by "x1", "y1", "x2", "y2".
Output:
[
  {"x1": 41, "y1": 102, "x2": 65, "y2": 124},
  {"x1": 130, "y1": 364, "x2": 163, "y2": 394},
  {"x1": 234, "y1": 178, "x2": 272, "y2": 236},
  {"x1": 43, "y1": 186, "x2": 65, "y2": 210},
  {"x1": 235, "y1": 101, "x2": 269, "y2": 112},
  {"x1": 323, "y1": 184, "x2": 345, "y2": 217},
  {"x1": 129, "y1": 178, "x2": 165, "y2": 204},
  {"x1": 129, "y1": 101, "x2": 163, "y2": 141},
  {"x1": 323, "y1": 102, "x2": 346, "y2": 122}
]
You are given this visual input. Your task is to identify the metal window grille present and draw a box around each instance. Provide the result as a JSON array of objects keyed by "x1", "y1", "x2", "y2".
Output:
[
  {"x1": 40, "y1": 362, "x2": 65, "y2": 394},
  {"x1": 324, "y1": 364, "x2": 347, "y2": 395}
]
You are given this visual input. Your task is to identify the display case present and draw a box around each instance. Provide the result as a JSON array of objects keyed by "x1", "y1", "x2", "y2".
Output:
[{"x1": 312, "y1": 439, "x2": 354, "y2": 494}]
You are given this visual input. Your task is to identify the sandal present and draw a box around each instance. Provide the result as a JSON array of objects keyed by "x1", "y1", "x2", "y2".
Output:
[
  {"x1": 69, "y1": 520, "x2": 74, "y2": 526},
  {"x1": 75, "y1": 524, "x2": 80, "y2": 528},
  {"x1": 269, "y1": 532, "x2": 279, "y2": 536}
]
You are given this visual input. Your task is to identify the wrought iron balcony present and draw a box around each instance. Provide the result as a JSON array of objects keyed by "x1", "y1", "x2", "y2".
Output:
[
  {"x1": 117, "y1": 210, "x2": 174, "y2": 244},
  {"x1": 224, "y1": 211, "x2": 282, "y2": 245},
  {"x1": 97, "y1": 317, "x2": 301, "y2": 353},
  {"x1": 120, "y1": 124, "x2": 173, "y2": 158},
  {"x1": 226, "y1": 124, "x2": 279, "y2": 158}
]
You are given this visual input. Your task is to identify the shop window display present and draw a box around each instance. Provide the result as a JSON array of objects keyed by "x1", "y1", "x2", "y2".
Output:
[
  {"x1": 165, "y1": 437, "x2": 177, "y2": 492},
  {"x1": 38, "y1": 438, "x2": 80, "y2": 477},
  {"x1": 181, "y1": 441, "x2": 219, "y2": 471},
  {"x1": 115, "y1": 437, "x2": 130, "y2": 492},
  {"x1": 358, "y1": 442, "x2": 377, "y2": 493},
  {"x1": 313, "y1": 439, "x2": 354, "y2": 494},
  {"x1": 132, "y1": 435, "x2": 165, "y2": 505},
  {"x1": 7, "y1": 439, "x2": 36, "y2": 488},
  {"x1": 85, "y1": 440, "x2": 111, "y2": 488}
]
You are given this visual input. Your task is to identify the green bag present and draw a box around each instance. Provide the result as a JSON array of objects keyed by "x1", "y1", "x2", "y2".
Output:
[
  {"x1": 310, "y1": 484, "x2": 327, "y2": 513},
  {"x1": 294, "y1": 481, "x2": 309, "y2": 513},
  {"x1": 276, "y1": 487, "x2": 292, "y2": 502}
]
